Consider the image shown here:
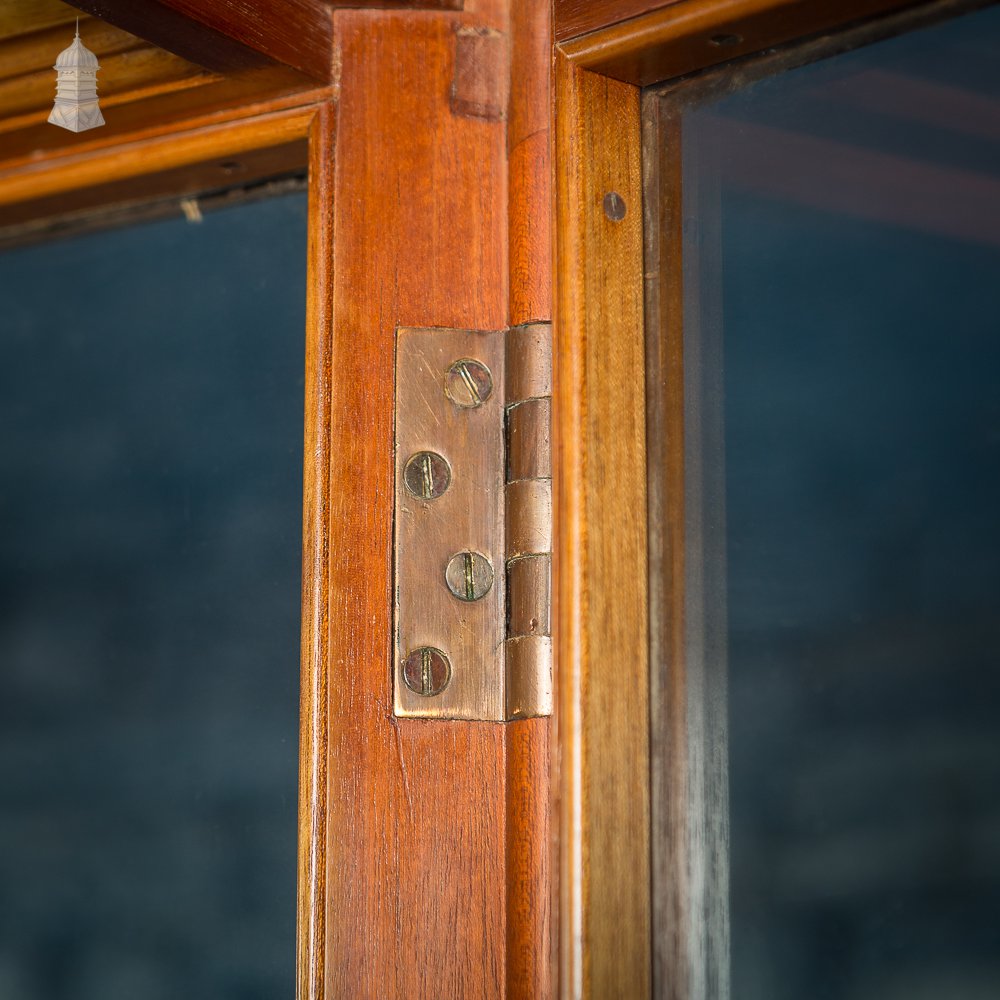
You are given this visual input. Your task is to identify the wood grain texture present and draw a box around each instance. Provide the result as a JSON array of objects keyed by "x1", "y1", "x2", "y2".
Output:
[
  {"x1": 0, "y1": 0, "x2": 320, "y2": 176},
  {"x1": 451, "y1": 26, "x2": 509, "y2": 120},
  {"x1": 507, "y1": 717, "x2": 552, "y2": 1000},
  {"x1": 506, "y1": 2, "x2": 554, "y2": 996},
  {"x1": 557, "y1": 0, "x2": 918, "y2": 86},
  {"x1": 0, "y1": 138, "x2": 306, "y2": 241},
  {"x1": 63, "y1": 0, "x2": 464, "y2": 80},
  {"x1": 554, "y1": 52, "x2": 651, "y2": 1000},
  {"x1": 64, "y1": 0, "x2": 330, "y2": 78},
  {"x1": 297, "y1": 104, "x2": 335, "y2": 1000},
  {"x1": 1, "y1": 0, "x2": 554, "y2": 993},
  {"x1": 0, "y1": 17, "x2": 140, "y2": 83},
  {"x1": 0, "y1": 0, "x2": 78, "y2": 40},
  {"x1": 0, "y1": 103, "x2": 315, "y2": 208},
  {"x1": 509, "y1": 0, "x2": 552, "y2": 327},
  {"x1": 318, "y1": 6, "x2": 516, "y2": 997},
  {"x1": 0, "y1": 68, "x2": 325, "y2": 207},
  {"x1": 555, "y1": 0, "x2": 684, "y2": 42},
  {"x1": 316, "y1": 0, "x2": 461, "y2": 7},
  {"x1": 0, "y1": 43, "x2": 203, "y2": 122}
]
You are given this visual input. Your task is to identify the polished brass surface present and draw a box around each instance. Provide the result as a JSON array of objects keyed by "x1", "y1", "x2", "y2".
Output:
[
  {"x1": 507, "y1": 398, "x2": 551, "y2": 482},
  {"x1": 445, "y1": 358, "x2": 494, "y2": 408},
  {"x1": 445, "y1": 550, "x2": 495, "y2": 602},
  {"x1": 394, "y1": 327, "x2": 506, "y2": 720},
  {"x1": 505, "y1": 322, "x2": 552, "y2": 401},
  {"x1": 507, "y1": 554, "x2": 551, "y2": 638},
  {"x1": 502, "y1": 322, "x2": 553, "y2": 720},
  {"x1": 506, "y1": 478, "x2": 552, "y2": 558},
  {"x1": 401, "y1": 647, "x2": 452, "y2": 697},
  {"x1": 402, "y1": 450, "x2": 451, "y2": 500},
  {"x1": 394, "y1": 323, "x2": 552, "y2": 720},
  {"x1": 506, "y1": 635, "x2": 554, "y2": 720}
]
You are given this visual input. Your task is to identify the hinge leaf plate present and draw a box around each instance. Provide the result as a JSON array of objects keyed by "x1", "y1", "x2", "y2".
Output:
[{"x1": 394, "y1": 327, "x2": 506, "y2": 720}]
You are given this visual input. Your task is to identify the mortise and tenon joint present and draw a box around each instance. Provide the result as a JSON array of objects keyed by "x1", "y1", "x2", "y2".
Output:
[{"x1": 394, "y1": 324, "x2": 552, "y2": 721}]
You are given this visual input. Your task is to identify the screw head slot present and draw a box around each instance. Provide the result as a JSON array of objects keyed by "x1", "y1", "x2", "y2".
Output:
[
  {"x1": 401, "y1": 647, "x2": 451, "y2": 697},
  {"x1": 403, "y1": 451, "x2": 451, "y2": 500},
  {"x1": 445, "y1": 551, "x2": 494, "y2": 602},
  {"x1": 445, "y1": 359, "x2": 493, "y2": 409}
]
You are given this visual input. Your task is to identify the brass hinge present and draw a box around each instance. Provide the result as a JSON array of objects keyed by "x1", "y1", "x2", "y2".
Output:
[{"x1": 393, "y1": 323, "x2": 552, "y2": 721}]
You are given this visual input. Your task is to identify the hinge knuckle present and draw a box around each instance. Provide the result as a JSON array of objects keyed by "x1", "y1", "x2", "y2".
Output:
[
  {"x1": 503, "y1": 323, "x2": 552, "y2": 719},
  {"x1": 505, "y1": 479, "x2": 552, "y2": 557},
  {"x1": 506, "y1": 322, "x2": 552, "y2": 400},
  {"x1": 507, "y1": 397, "x2": 551, "y2": 482}
]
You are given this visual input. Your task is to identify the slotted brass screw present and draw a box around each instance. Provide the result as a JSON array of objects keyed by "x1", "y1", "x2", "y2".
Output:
[
  {"x1": 445, "y1": 359, "x2": 493, "y2": 408},
  {"x1": 401, "y1": 647, "x2": 451, "y2": 697},
  {"x1": 402, "y1": 451, "x2": 451, "y2": 500},
  {"x1": 445, "y1": 551, "x2": 494, "y2": 602}
]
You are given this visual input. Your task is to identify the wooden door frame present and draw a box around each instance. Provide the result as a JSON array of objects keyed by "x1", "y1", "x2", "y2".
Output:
[
  {"x1": 552, "y1": 1, "x2": 984, "y2": 997},
  {"x1": 3, "y1": 0, "x2": 975, "y2": 996},
  {"x1": 2, "y1": 1, "x2": 552, "y2": 997},
  {"x1": 302, "y1": 5, "x2": 551, "y2": 996},
  {"x1": 0, "y1": 105, "x2": 316, "y2": 216}
]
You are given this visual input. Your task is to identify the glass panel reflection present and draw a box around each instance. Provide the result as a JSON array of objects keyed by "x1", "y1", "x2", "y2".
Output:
[
  {"x1": 680, "y1": 7, "x2": 1000, "y2": 998},
  {"x1": 0, "y1": 193, "x2": 306, "y2": 999}
]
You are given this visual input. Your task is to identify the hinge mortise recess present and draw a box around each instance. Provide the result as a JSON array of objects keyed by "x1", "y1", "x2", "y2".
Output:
[{"x1": 393, "y1": 323, "x2": 552, "y2": 721}]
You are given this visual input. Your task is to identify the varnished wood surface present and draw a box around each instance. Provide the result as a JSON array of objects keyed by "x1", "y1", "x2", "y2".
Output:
[
  {"x1": 0, "y1": 41, "x2": 203, "y2": 125},
  {"x1": 0, "y1": 54, "x2": 326, "y2": 229},
  {"x1": 557, "y1": 0, "x2": 920, "y2": 86},
  {"x1": 65, "y1": 0, "x2": 329, "y2": 78},
  {"x1": 0, "y1": 17, "x2": 139, "y2": 83},
  {"x1": 507, "y1": 717, "x2": 553, "y2": 1000},
  {"x1": 554, "y1": 52, "x2": 651, "y2": 1000},
  {"x1": 64, "y1": 0, "x2": 464, "y2": 81},
  {"x1": 298, "y1": 103, "x2": 335, "y2": 1000},
  {"x1": 0, "y1": 65, "x2": 322, "y2": 170},
  {"x1": 313, "y1": 4, "x2": 529, "y2": 996},
  {"x1": 0, "y1": 139, "x2": 307, "y2": 245},
  {"x1": 0, "y1": 2, "x2": 321, "y2": 187},
  {"x1": 506, "y1": 0, "x2": 554, "y2": 995},
  {"x1": 0, "y1": 0, "x2": 78, "y2": 39},
  {"x1": 509, "y1": 0, "x2": 552, "y2": 327},
  {"x1": 0, "y1": 103, "x2": 315, "y2": 209},
  {"x1": 0, "y1": 11, "x2": 215, "y2": 154},
  {"x1": 1, "y1": 1, "x2": 555, "y2": 995},
  {"x1": 555, "y1": 0, "x2": 683, "y2": 42}
]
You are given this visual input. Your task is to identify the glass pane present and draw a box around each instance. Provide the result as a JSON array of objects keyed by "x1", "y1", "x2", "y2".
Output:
[
  {"x1": 0, "y1": 194, "x2": 306, "y2": 998},
  {"x1": 678, "y1": 7, "x2": 1000, "y2": 998}
]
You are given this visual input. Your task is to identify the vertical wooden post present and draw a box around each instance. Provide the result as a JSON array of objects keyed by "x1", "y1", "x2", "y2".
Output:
[
  {"x1": 554, "y1": 53, "x2": 651, "y2": 1000},
  {"x1": 507, "y1": 0, "x2": 554, "y2": 997},
  {"x1": 298, "y1": 102, "x2": 336, "y2": 1000},
  {"x1": 322, "y1": 8, "x2": 507, "y2": 995},
  {"x1": 299, "y1": 1, "x2": 554, "y2": 996}
]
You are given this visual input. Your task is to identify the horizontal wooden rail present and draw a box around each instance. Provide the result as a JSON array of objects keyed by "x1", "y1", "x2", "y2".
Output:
[
  {"x1": 558, "y1": 0, "x2": 919, "y2": 85},
  {"x1": 0, "y1": 104, "x2": 317, "y2": 207}
]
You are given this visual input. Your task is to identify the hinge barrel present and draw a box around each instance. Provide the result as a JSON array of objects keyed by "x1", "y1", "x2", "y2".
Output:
[{"x1": 504, "y1": 323, "x2": 552, "y2": 719}]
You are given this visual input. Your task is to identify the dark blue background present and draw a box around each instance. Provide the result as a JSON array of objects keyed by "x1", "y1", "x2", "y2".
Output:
[{"x1": 0, "y1": 193, "x2": 306, "y2": 999}]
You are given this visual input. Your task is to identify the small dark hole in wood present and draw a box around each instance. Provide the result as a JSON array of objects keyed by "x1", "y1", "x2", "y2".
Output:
[
  {"x1": 220, "y1": 161, "x2": 246, "y2": 175},
  {"x1": 709, "y1": 32, "x2": 743, "y2": 47}
]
